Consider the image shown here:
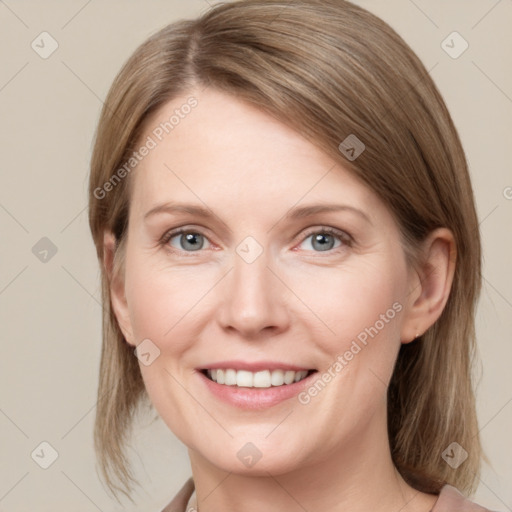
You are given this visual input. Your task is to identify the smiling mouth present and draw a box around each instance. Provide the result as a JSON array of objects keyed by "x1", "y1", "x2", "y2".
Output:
[{"x1": 200, "y1": 368, "x2": 318, "y2": 388}]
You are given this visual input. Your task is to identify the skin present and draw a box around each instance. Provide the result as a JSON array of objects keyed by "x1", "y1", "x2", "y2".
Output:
[{"x1": 104, "y1": 88, "x2": 456, "y2": 512}]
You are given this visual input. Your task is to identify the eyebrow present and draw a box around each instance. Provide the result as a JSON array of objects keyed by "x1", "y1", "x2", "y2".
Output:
[{"x1": 143, "y1": 201, "x2": 372, "y2": 225}]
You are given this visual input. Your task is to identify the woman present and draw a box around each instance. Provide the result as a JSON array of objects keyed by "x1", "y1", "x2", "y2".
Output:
[{"x1": 88, "y1": 1, "x2": 496, "y2": 510}]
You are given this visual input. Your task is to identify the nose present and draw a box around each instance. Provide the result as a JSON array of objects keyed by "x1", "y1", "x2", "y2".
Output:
[{"x1": 216, "y1": 245, "x2": 291, "y2": 338}]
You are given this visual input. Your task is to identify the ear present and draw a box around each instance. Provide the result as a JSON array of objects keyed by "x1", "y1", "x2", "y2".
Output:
[
  {"x1": 400, "y1": 228, "x2": 457, "y2": 344},
  {"x1": 103, "y1": 230, "x2": 136, "y2": 347}
]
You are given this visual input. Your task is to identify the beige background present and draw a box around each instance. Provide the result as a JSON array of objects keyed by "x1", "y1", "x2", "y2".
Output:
[{"x1": 0, "y1": 1, "x2": 511, "y2": 510}]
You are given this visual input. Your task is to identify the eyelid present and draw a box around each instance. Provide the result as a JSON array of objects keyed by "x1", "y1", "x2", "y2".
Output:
[
  {"x1": 159, "y1": 226, "x2": 214, "y2": 254},
  {"x1": 159, "y1": 225, "x2": 353, "y2": 255},
  {"x1": 298, "y1": 226, "x2": 352, "y2": 242},
  {"x1": 292, "y1": 226, "x2": 352, "y2": 252}
]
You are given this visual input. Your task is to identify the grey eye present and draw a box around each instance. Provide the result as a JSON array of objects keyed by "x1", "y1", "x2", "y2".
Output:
[
  {"x1": 300, "y1": 232, "x2": 342, "y2": 252},
  {"x1": 170, "y1": 232, "x2": 209, "y2": 251}
]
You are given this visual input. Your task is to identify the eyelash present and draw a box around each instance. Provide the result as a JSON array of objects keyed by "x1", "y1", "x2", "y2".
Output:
[{"x1": 159, "y1": 226, "x2": 353, "y2": 257}]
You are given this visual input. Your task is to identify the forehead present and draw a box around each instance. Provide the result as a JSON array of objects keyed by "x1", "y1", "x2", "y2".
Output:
[{"x1": 130, "y1": 88, "x2": 381, "y2": 221}]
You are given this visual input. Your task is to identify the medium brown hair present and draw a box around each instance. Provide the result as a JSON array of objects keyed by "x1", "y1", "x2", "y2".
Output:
[{"x1": 88, "y1": 0, "x2": 484, "y2": 501}]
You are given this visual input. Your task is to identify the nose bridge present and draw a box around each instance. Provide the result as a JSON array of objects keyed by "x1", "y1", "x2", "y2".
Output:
[
  {"x1": 233, "y1": 243, "x2": 271, "y2": 299},
  {"x1": 217, "y1": 237, "x2": 289, "y2": 336}
]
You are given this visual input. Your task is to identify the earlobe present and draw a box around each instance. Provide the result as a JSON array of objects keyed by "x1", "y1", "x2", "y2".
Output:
[
  {"x1": 400, "y1": 228, "x2": 457, "y2": 344},
  {"x1": 103, "y1": 230, "x2": 136, "y2": 346}
]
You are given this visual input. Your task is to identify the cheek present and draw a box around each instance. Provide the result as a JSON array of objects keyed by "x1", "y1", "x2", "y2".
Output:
[
  {"x1": 289, "y1": 260, "x2": 406, "y2": 411},
  {"x1": 291, "y1": 264, "x2": 404, "y2": 425},
  {"x1": 124, "y1": 255, "x2": 216, "y2": 349},
  {"x1": 290, "y1": 260, "x2": 404, "y2": 350},
  {"x1": 123, "y1": 256, "x2": 215, "y2": 430}
]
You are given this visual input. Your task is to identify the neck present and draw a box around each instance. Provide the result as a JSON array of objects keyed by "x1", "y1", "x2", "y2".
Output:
[{"x1": 186, "y1": 405, "x2": 438, "y2": 512}]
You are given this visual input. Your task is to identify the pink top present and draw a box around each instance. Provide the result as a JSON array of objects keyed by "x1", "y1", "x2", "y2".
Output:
[{"x1": 160, "y1": 477, "x2": 495, "y2": 512}]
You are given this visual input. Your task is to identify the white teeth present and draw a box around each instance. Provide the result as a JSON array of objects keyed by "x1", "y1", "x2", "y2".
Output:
[
  {"x1": 206, "y1": 368, "x2": 310, "y2": 388},
  {"x1": 284, "y1": 370, "x2": 296, "y2": 385},
  {"x1": 253, "y1": 370, "x2": 270, "y2": 388},
  {"x1": 271, "y1": 370, "x2": 285, "y2": 386},
  {"x1": 236, "y1": 370, "x2": 253, "y2": 387},
  {"x1": 225, "y1": 369, "x2": 237, "y2": 386}
]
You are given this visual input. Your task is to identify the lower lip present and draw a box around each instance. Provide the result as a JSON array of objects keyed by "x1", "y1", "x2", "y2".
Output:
[{"x1": 197, "y1": 370, "x2": 317, "y2": 410}]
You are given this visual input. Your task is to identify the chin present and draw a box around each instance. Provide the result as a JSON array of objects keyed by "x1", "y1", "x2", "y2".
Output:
[{"x1": 197, "y1": 440, "x2": 309, "y2": 477}]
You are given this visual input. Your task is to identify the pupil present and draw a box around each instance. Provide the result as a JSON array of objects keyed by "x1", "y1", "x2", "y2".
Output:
[
  {"x1": 313, "y1": 233, "x2": 334, "y2": 251},
  {"x1": 182, "y1": 233, "x2": 203, "y2": 251}
]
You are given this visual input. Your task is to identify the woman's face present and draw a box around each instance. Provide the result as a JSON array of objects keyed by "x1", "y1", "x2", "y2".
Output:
[{"x1": 111, "y1": 88, "x2": 419, "y2": 475}]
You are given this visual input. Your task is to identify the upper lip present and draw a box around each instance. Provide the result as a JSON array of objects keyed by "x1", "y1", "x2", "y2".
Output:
[{"x1": 198, "y1": 361, "x2": 315, "y2": 372}]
